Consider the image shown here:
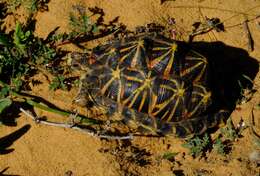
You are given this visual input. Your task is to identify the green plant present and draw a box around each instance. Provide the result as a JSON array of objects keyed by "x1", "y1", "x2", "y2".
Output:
[
  {"x1": 0, "y1": 3, "x2": 118, "y2": 134},
  {"x1": 69, "y1": 5, "x2": 99, "y2": 35},
  {"x1": 5, "y1": 0, "x2": 49, "y2": 14},
  {"x1": 213, "y1": 137, "x2": 233, "y2": 156},
  {"x1": 44, "y1": 4, "x2": 121, "y2": 49},
  {"x1": 182, "y1": 133, "x2": 210, "y2": 157},
  {"x1": 162, "y1": 152, "x2": 178, "y2": 162},
  {"x1": 0, "y1": 2, "x2": 61, "y2": 125},
  {"x1": 212, "y1": 118, "x2": 246, "y2": 155},
  {"x1": 0, "y1": 3, "x2": 104, "y2": 119},
  {"x1": 0, "y1": 98, "x2": 12, "y2": 124},
  {"x1": 0, "y1": 21, "x2": 57, "y2": 91},
  {"x1": 49, "y1": 75, "x2": 68, "y2": 91},
  {"x1": 220, "y1": 118, "x2": 245, "y2": 141},
  {"x1": 213, "y1": 138, "x2": 226, "y2": 155}
]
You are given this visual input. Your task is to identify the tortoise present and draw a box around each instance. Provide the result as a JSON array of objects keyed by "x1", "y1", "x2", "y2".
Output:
[{"x1": 68, "y1": 32, "x2": 229, "y2": 138}]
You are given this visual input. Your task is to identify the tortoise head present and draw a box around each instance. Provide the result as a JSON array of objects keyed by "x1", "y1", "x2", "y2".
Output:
[
  {"x1": 67, "y1": 52, "x2": 103, "y2": 107},
  {"x1": 74, "y1": 70, "x2": 102, "y2": 107},
  {"x1": 67, "y1": 51, "x2": 98, "y2": 72}
]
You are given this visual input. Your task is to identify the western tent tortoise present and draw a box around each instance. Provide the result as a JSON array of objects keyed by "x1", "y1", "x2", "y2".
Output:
[{"x1": 69, "y1": 32, "x2": 229, "y2": 138}]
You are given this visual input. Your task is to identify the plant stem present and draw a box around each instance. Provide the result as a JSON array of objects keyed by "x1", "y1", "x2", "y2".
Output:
[
  {"x1": 0, "y1": 80, "x2": 100, "y2": 125},
  {"x1": 26, "y1": 99, "x2": 99, "y2": 124}
]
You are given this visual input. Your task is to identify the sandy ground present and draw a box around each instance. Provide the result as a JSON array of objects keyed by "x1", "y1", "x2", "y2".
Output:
[{"x1": 1, "y1": 0, "x2": 260, "y2": 175}]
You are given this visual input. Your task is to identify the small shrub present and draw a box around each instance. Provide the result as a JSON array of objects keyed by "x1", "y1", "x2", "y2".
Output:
[{"x1": 182, "y1": 133, "x2": 210, "y2": 158}]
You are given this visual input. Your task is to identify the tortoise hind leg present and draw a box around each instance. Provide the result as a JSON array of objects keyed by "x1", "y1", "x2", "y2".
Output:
[
  {"x1": 157, "y1": 109, "x2": 230, "y2": 138},
  {"x1": 207, "y1": 109, "x2": 231, "y2": 128}
]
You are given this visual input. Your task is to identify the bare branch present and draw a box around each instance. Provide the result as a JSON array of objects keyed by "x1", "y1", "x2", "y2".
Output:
[
  {"x1": 20, "y1": 108, "x2": 133, "y2": 140},
  {"x1": 243, "y1": 15, "x2": 254, "y2": 52}
]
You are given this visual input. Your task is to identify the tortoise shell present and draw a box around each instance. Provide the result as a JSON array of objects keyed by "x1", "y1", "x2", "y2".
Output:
[
  {"x1": 71, "y1": 59, "x2": 227, "y2": 138},
  {"x1": 69, "y1": 33, "x2": 229, "y2": 137}
]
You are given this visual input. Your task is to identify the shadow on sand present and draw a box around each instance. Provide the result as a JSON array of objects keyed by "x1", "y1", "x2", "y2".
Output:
[
  {"x1": 191, "y1": 41, "x2": 259, "y2": 110},
  {"x1": 0, "y1": 124, "x2": 31, "y2": 155}
]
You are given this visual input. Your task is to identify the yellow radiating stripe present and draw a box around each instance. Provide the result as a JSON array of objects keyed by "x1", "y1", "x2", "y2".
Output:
[
  {"x1": 100, "y1": 67, "x2": 122, "y2": 96},
  {"x1": 137, "y1": 69, "x2": 149, "y2": 79},
  {"x1": 163, "y1": 50, "x2": 175, "y2": 76},
  {"x1": 123, "y1": 90, "x2": 140, "y2": 108},
  {"x1": 132, "y1": 78, "x2": 152, "y2": 95},
  {"x1": 194, "y1": 62, "x2": 207, "y2": 82},
  {"x1": 181, "y1": 60, "x2": 203, "y2": 75},
  {"x1": 160, "y1": 109, "x2": 170, "y2": 121},
  {"x1": 160, "y1": 84, "x2": 177, "y2": 93},
  {"x1": 120, "y1": 81, "x2": 126, "y2": 103},
  {"x1": 124, "y1": 73, "x2": 152, "y2": 110},
  {"x1": 124, "y1": 75, "x2": 143, "y2": 83},
  {"x1": 119, "y1": 43, "x2": 139, "y2": 63},
  {"x1": 190, "y1": 49, "x2": 207, "y2": 59},
  {"x1": 186, "y1": 56, "x2": 207, "y2": 63},
  {"x1": 153, "y1": 81, "x2": 185, "y2": 116},
  {"x1": 192, "y1": 84, "x2": 207, "y2": 97},
  {"x1": 149, "y1": 49, "x2": 172, "y2": 68},
  {"x1": 149, "y1": 43, "x2": 177, "y2": 71},
  {"x1": 101, "y1": 77, "x2": 115, "y2": 95},
  {"x1": 187, "y1": 98, "x2": 204, "y2": 118},
  {"x1": 119, "y1": 49, "x2": 134, "y2": 63},
  {"x1": 131, "y1": 43, "x2": 141, "y2": 67},
  {"x1": 152, "y1": 46, "x2": 171, "y2": 51},
  {"x1": 153, "y1": 38, "x2": 174, "y2": 46},
  {"x1": 160, "y1": 78, "x2": 182, "y2": 92},
  {"x1": 150, "y1": 94, "x2": 158, "y2": 114},
  {"x1": 117, "y1": 77, "x2": 122, "y2": 103},
  {"x1": 194, "y1": 84, "x2": 207, "y2": 92},
  {"x1": 153, "y1": 93, "x2": 177, "y2": 116},
  {"x1": 128, "y1": 92, "x2": 139, "y2": 108},
  {"x1": 192, "y1": 91, "x2": 206, "y2": 97},
  {"x1": 119, "y1": 44, "x2": 137, "y2": 53},
  {"x1": 138, "y1": 90, "x2": 147, "y2": 112},
  {"x1": 185, "y1": 56, "x2": 207, "y2": 82},
  {"x1": 166, "y1": 97, "x2": 180, "y2": 122},
  {"x1": 187, "y1": 91, "x2": 211, "y2": 118}
]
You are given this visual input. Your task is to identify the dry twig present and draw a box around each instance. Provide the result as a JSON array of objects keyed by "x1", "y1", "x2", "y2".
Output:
[
  {"x1": 250, "y1": 108, "x2": 260, "y2": 140},
  {"x1": 20, "y1": 107, "x2": 133, "y2": 140},
  {"x1": 243, "y1": 15, "x2": 254, "y2": 52}
]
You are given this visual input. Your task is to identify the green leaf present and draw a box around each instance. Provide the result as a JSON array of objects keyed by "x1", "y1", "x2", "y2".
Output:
[
  {"x1": 13, "y1": 22, "x2": 26, "y2": 52},
  {"x1": 0, "y1": 33, "x2": 11, "y2": 46},
  {"x1": 25, "y1": 31, "x2": 31, "y2": 38},
  {"x1": 182, "y1": 133, "x2": 210, "y2": 157},
  {"x1": 49, "y1": 75, "x2": 67, "y2": 91},
  {"x1": 13, "y1": 22, "x2": 31, "y2": 54},
  {"x1": 213, "y1": 138, "x2": 225, "y2": 155},
  {"x1": 162, "y1": 152, "x2": 178, "y2": 161},
  {"x1": 0, "y1": 86, "x2": 10, "y2": 99},
  {"x1": 0, "y1": 98, "x2": 12, "y2": 115}
]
